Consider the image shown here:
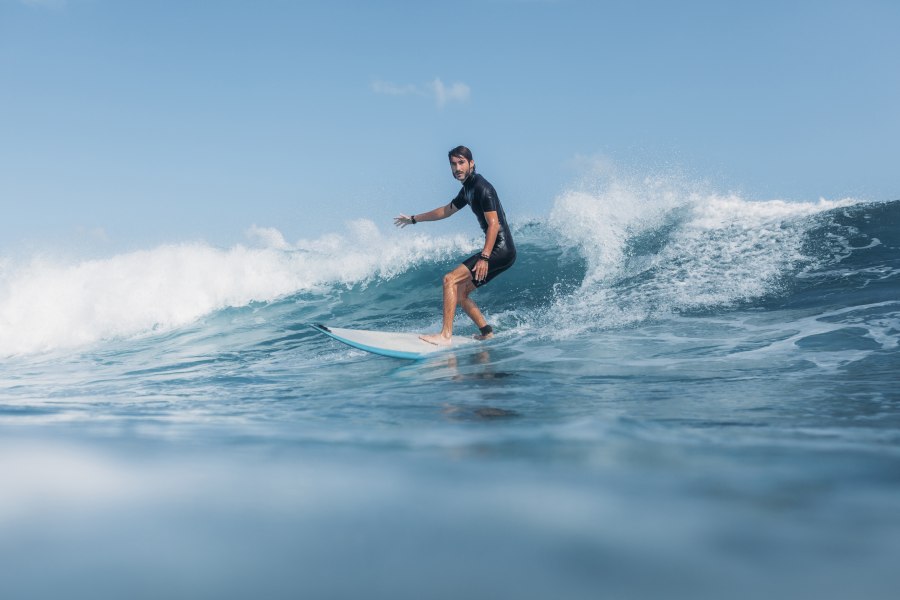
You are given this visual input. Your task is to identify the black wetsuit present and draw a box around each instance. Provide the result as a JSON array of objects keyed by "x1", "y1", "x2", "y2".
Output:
[{"x1": 451, "y1": 172, "x2": 516, "y2": 287}]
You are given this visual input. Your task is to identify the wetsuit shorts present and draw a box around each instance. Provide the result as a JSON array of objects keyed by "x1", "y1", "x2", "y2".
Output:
[{"x1": 462, "y1": 248, "x2": 516, "y2": 288}]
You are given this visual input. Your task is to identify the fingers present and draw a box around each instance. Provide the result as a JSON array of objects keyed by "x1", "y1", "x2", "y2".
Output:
[
  {"x1": 393, "y1": 215, "x2": 410, "y2": 228},
  {"x1": 475, "y1": 263, "x2": 488, "y2": 281}
]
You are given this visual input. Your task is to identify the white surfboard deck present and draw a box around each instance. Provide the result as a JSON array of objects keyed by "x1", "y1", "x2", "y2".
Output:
[{"x1": 311, "y1": 323, "x2": 477, "y2": 360}]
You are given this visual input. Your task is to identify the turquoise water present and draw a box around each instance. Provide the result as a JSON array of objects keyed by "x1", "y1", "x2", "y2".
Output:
[{"x1": 1, "y1": 189, "x2": 899, "y2": 599}]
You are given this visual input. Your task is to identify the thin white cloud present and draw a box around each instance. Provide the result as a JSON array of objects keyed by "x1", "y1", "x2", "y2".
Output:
[
  {"x1": 430, "y1": 78, "x2": 471, "y2": 107},
  {"x1": 372, "y1": 78, "x2": 471, "y2": 108}
]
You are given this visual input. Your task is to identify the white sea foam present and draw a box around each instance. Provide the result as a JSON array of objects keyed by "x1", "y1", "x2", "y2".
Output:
[
  {"x1": 0, "y1": 221, "x2": 475, "y2": 356},
  {"x1": 544, "y1": 172, "x2": 860, "y2": 336}
]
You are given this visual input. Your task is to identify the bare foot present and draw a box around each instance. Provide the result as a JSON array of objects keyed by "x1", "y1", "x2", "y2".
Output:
[
  {"x1": 473, "y1": 332, "x2": 494, "y2": 341},
  {"x1": 419, "y1": 333, "x2": 452, "y2": 346}
]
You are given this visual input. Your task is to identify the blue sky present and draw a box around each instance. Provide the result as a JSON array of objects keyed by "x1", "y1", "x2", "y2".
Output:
[{"x1": 2, "y1": 0, "x2": 898, "y2": 253}]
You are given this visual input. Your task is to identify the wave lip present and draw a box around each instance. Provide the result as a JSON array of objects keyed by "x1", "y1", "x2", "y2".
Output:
[
  {"x1": 544, "y1": 172, "x2": 864, "y2": 335},
  {"x1": 1, "y1": 173, "x2": 888, "y2": 358},
  {"x1": 0, "y1": 221, "x2": 475, "y2": 357}
]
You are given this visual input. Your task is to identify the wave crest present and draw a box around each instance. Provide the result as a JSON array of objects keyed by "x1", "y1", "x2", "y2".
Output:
[
  {"x1": 541, "y1": 173, "x2": 862, "y2": 335},
  {"x1": 0, "y1": 221, "x2": 476, "y2": 356}
]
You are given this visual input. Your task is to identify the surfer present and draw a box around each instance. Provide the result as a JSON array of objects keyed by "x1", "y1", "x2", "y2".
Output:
[{"x1": 394, "y1": 146, "x2": 516, "y2": 346}]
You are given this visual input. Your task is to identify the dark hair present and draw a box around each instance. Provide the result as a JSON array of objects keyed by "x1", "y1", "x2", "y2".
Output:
[{"x1": 448, "y1": 145, "x2": 474, "y2": 162}]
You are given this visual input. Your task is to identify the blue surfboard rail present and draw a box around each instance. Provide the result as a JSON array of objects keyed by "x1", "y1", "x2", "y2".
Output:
[
  {"x1": 310, "y1": 323, "x2": 429, "y2": 360},
  {"x1": 310, "y1": 323, "x2": 483, "y2": 360}
]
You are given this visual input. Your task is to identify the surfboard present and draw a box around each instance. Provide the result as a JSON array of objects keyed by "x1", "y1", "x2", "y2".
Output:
[{"x1": 310, "y1": 323, "x2": 477, "y2": 360}]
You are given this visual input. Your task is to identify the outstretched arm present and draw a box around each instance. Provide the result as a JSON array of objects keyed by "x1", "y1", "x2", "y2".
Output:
[{"x1": 394, "y1": 202, "x2": 460, "y2": 228}]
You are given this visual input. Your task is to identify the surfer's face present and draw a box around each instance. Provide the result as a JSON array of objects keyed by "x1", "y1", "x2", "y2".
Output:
[{"x1": 450, "y1": 156, "x2": 474, "y2": 181}]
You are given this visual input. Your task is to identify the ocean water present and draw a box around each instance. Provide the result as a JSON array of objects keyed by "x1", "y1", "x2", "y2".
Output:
[{"x1": 1, "y1": 181, "x2": 899, "y2": 600}]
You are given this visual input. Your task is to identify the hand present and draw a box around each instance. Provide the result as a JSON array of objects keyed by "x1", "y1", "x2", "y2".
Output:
[
  {"x1": 394, "y1": 214, "x2": 414, "y2": 228},
  {"x1": 474, "y1": 258, "x2": 489, "y2": 282}
]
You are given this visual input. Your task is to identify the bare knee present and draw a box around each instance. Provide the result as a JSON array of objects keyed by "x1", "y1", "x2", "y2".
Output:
[{"x1": 443, "y1": 271, "x2": 469, "y2": 289}]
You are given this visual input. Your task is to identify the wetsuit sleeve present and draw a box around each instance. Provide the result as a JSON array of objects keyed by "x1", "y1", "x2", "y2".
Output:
[
  {"x1": 477, "y1": 181, "x2": 500, "y2": 213},
  {"x1": 451, "y1": 189, "x2": 467, "y2": 210}
]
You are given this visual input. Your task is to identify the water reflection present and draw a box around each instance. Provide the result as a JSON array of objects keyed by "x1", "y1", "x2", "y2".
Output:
[{"x1": 439, "y1": 349, "x2": 520, "y2": 420}]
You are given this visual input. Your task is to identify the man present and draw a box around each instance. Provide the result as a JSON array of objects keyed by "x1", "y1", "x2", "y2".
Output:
[{"x1": 394, "y1": 146, "x2": 516, "y2": 346}]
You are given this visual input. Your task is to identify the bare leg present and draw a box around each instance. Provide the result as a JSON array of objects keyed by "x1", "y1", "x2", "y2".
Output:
[
  {"x1": 458, "y1": 281, "x2": 493, "y2": 340},
  {"x1": 420, "y1": 264, "x2": 473, "y2": 346}
]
